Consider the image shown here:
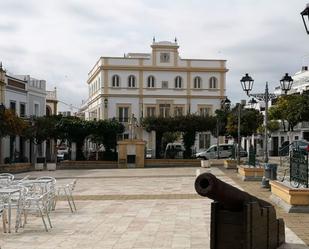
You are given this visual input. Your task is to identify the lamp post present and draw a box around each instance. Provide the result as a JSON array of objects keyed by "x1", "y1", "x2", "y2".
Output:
[
  {"x1": 216, "y1": 97, "x2": 231, "y2": 159},
  {"x1": 301, "y1": 3, "x2": 309, "y2": 34},
  {"x1": 280, "y1": 73, "x2": 294, "y2": 94},
  {"x1": 240, "y1": 73, "x2": 293, "y2": 163}
]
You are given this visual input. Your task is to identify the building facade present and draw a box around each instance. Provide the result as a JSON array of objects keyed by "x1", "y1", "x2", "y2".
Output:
[
  {"x1": 84, "y1": 40, "x2": 228, "y2": 156},
  {"x1": 269, "y1": 66, "x2": 309, "y2": 156},
  {"x1": 0, "y1": 65, "x2": 49, "y2": 164},
  {"x1": 46, "y1": 87, "x2": 58, "y2": 116}
]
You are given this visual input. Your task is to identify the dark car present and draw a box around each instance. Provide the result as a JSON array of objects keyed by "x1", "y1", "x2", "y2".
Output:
[{"x1": 279, "y1": 140, "x2": 309, "y2": 156}]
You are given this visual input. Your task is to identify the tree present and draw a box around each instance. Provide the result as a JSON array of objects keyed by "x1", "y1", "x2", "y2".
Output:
[
  {"x1": 142, "y1": 114, "x2": 217, "y2": 158},
  {"x1": 268, "y1": 95, "x2": 309, "y2": 132},
  {"x1": 226, "y1": 106, "x2": 264, "y2": 139},
  {"x1": 89, "y1": 119, "x2": 124, "y2": 160},
  {"x1": 56, "y1": 117, "x2": 92, "y2": 160},
  {"x1": 0, "y1": 109, "x2": 28, "y2": 163}
]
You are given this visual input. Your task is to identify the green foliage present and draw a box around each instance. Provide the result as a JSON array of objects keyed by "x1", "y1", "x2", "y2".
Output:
[
  {"x1": 142, "y1": 114, "x2": 217, "y2": 158},
  {"x1": 214, "y1": 108, "x2": 230, "y2": 136},
  {"x1": 89, "y1": 119, "x2": 124, "y2": 152},
  {"x1": 226, "y1": 106, "x2": 263, "y2": 138},
  {"x1": 268, "y1": 95, "x2": 309, "y2": 131},
  {"x1": 267, "y1": 120, "x2": 280, "y2": 133},
  {"x1": 0, "y1": 109, "x2": 28, "y2": 138}
]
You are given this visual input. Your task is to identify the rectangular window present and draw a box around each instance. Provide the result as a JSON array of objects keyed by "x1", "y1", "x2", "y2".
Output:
[
  {"x1": 146, "y1": 107, "x2": 156, "y2": 117},
  {"x1": 162, "y1": 81, "x2": 168, "y2": 89},
  {"x1": 174, "y1": 107, "x2": 183, "y2": 117},
  {"x1": 10, "y1": 101, "x2": 16, "y2": 113},
  {"x1": 34, "y1": 103, "x2": 39, "y2": 117},
  {"x1": 199, "y1": 133, "x2": 211, "y2": 149},
  {"x1": 20, "y1": 103, "x2": 26, "y2": 117},
  {"x1": 199, "y1": 107, "x2": 210, "y2": 116},
  {"x1": 118, "y1": 107, "x2": 129, "y2": 122},
  {"x1": 159, "y1": 104, "x2": 170, "y2": 117}
]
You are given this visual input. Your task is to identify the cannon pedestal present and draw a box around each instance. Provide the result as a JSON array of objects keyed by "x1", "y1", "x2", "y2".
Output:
[{"x1": 210, "y1": 202, "x2": 285, "y2": 249}]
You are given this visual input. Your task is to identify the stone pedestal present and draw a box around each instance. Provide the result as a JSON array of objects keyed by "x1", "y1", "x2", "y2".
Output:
[
  {"x1": 270, "y1": 181, "x2": 309, "y2": 213},
  {"x1": 118, "y1": 139, "x2": 146, "y2": 168},
  {"x1": 238, "y1": 165, "x2": 264, "y2": 181},
  {"x1": 224, "y1": 159, "x2": 237, "y2": 169}
]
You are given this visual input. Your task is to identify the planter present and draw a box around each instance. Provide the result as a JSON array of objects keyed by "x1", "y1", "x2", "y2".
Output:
[
  {"x1": 201, "y1": 160, "x2": 210, "y2": 168},
  {"x1": 270, "y1": 181, "x2": 309, "y2": 213},
  {"x1": 35, "y1": 163, "x2": 44, "y2": 171},
  {"x1": 47, "y1": 163, "x2": 57, "y2": 171},
  {"x1": 237, "y1": 165, "x2": 264, "y2": 181},
  {"x1": 224, "y1": 159, "x2": 237, "y2": 169},
  {"x1": 0, "y1": 163, "x2": 31, "y2": 173},
  {"x1": 208, "y1": 159, "x2": 225, "y2": 167}
]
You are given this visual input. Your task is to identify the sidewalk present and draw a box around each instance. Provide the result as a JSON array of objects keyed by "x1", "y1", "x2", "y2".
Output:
[{"x1": 1, "y1": 167, "x2": 308, "y2": 249}]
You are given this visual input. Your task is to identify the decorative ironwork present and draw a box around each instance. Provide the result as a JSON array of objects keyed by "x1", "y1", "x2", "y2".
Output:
[
  {"x1": 248, "y1": 145, "x2": 256, "y2": 167},
  {"x1": 290, "y1": 147, "x2": 309, "y2": 188}
]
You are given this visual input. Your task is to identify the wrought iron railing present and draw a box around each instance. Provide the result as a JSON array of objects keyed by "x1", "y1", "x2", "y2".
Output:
[
  {"x1": 278, "y1": 143, "x2": 309, "y2": 188},
  {"x1": 290, "y1": 148, "x2": 309, "y2": 188}
]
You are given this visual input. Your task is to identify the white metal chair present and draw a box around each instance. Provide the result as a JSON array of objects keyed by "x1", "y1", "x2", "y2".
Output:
[
  {"x1": 1, "y1": 185, "x2": 28, "y2": 232},
  {"x1": 0, "y1": 173, "x2": 14, "y2": 181},
  {"x1": 0, "y1": 173, "x2": 14, "y2": 187},
  {"x1": 23, "y1": 190, "x2": 53, "y2": 232},
  {"x1": 35, "y1": 176, "x2": 57, "y2": 212},
  {"x1": 55, "y1": 179, "x2": 77, "y2": 213},
  {"x1": 0, "y1": 201, "x2": 7, "y2": 233}
]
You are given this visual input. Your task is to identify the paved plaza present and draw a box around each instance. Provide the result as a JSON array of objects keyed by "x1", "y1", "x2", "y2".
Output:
[{"x1": 1, "y1": 167, "x2": 308, "y2": 249}]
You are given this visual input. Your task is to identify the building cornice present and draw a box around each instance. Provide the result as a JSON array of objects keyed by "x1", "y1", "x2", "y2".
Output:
[
  {"x1": 87, "y1": 65, "x2": 229, "y2": 84},
  {"x1": 86, "y1": 93, "x2": 226, "y2": 106}
]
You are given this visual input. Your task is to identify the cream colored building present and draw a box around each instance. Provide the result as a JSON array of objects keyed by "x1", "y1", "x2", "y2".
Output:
[
  {"x1": 46, "y1": 87, "x2": 58, "y2": 116},
  {"x1": 84, "y1": 40, "x2": 228, "y2": 157}
]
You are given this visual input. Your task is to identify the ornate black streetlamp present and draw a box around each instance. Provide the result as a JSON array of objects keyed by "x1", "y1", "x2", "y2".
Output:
[
  {"x1": 240, "y1": 74, "x2": 277, "y2": 163},
  {"x1": 240, "y1": 73, "x2": 294, "y2": 163},
  {"x1": 280, "y1": 73, "x2": 294, "y2": 94},
  {"x1": 301, "y1": 3, "x2": 309, "y2": 34}
]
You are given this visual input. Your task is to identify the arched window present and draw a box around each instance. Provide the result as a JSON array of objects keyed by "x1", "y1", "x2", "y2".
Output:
[
  {"x1": 46, "y1": 106, "x2": 52, "y2": 116},
  {"x1": 147, "y1": 75, "x2": 155, "y2": 88},
  {"x1": 209, "y1": 77, "x2": 218, "y2": 89},
  {"x1": 112, "y1": 75, "x2": 120, "y2": 87},
  {"x1": 128, "y1": 75, "x2": 136, "y2": 88},
  {"x1": 175, "y1": 76, "x2": 182, "y2": 89},
  {"x1": 194, "y1": 76, "x2": 201, "y2": 89}
]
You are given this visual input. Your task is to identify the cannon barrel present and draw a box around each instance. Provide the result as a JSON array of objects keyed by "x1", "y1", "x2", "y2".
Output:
[{"x1": 195, "y1": 172, "x2": 272, "y2": 211}]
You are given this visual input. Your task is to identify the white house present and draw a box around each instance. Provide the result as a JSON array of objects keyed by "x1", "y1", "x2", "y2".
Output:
[
  {"x1": 0, "y1": 67, "x2": 48, "y2": 164},
  {"x1": 84, "y1": 40, "x2": 229, "y2": 157},
  {"x1": 269, "y1": 66, "x2": 309, "y2": 156}
]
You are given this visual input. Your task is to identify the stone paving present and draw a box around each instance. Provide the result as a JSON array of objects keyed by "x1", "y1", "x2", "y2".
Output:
[{"x1": 0, "y1": 167, "x2": 308, "y2": 248}]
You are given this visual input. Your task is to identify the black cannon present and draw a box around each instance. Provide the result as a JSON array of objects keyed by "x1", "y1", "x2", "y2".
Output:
[{"x1": 195, "y1": 173, "x2": 285, "y2": 249}]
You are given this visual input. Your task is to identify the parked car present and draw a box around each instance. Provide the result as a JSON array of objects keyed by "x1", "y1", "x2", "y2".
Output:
[
  {"x1": 195, "y1": 144, "x2": 247, "y2": 160},
  {"x1": 164, "y1": 143, "x2": 185, "y2": 159},
  {"x1": 145, "y1": 149, "x2": 153, "y2": 159},
  {"x1": 279, "y1": 140, "x2": 309, "y2": 156},
  {"x1": 57, "y1": 147, "x2": 69, "y2": 162}
]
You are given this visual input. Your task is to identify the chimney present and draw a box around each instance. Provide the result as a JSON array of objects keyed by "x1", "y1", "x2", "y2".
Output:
[{"x1": 302, "y1": 66, "x2": 308, "y2": 71}]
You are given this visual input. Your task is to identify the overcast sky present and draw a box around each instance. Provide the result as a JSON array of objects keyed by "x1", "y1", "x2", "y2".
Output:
[{"x1": 0, "y1": 0, "x2": 308, "y2": 111}]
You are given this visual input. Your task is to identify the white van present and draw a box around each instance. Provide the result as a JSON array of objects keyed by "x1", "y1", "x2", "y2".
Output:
[
  {"x1": 164, "y1": 143, "x2": 185, "y2": 159},
  {"x1": 195, "y1": 144, "x2": 247, "y2": 160}
]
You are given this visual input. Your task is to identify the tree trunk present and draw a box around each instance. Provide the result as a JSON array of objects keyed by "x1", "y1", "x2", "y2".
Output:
[{"x1": 71, "y1": 142, "x2": 76, "y2": 160}]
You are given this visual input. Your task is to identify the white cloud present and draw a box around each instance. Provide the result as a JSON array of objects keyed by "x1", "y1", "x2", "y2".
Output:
[{"x1": 0, "y1": 0, "x2": 308, "y2": 110}]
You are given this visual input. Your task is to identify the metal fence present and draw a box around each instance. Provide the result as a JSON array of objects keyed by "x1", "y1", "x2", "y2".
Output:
[
  {"x1": 290, "y1": 148, "x2": 309, "y2": 188},
  {"x1": 278, "y1": 143, "x2": 309, "y2": 188}
]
